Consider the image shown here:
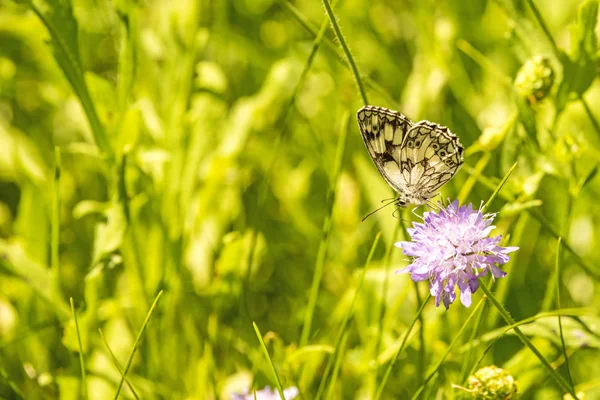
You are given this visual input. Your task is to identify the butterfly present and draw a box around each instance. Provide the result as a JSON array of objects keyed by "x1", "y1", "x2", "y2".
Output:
[{"x1": 356, "y1": 105, "x2": 463, "y2": 207}]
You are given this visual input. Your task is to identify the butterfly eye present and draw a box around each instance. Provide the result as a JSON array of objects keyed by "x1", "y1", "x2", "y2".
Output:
[
  {"x1": 407, "y1": 140, "x2": 414, "y2": 148},
  {"x1": 439, "y1": 150, "x2": 447, "y2": 157},
  {"x1": 432, "y1": 144, "x2": 439, "y2": 150},
  {"x1": 414, "y1": 140, "x2": 421, "y2": 147}
]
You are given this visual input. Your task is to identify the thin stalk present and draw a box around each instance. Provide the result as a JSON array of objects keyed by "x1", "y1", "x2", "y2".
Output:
[
  {"x1": 253, "y1": 322, "x2": 286, "y2": 400},
  {"x1": 300, "y1": 112, "x2": 349, "y2": 346},
  {"x1": 321, "y1": 0, "x2": 369, "y2": 105},
  {"x1": 459, "y1": 296, "x2": 489, "y2": 382},
  {"x1": 114, "y1": 291, "x2": 163, "y2": 399},
  {"x1": 51, "y1": 147, "x2": 63, "y2": 301},
  {"x1": 315, "y1": 233, "x2": 381, "y2": 400},
  {"x1": 411, "y1": 297, "x2": 485, "y2": 400},
  {"x1": 70, "y1": 298, "x2": 88, "y2": 400},
  {"x1": 281, "y1": 0, "x2": 399, "y2": 108},
  {"x1": 99, "y1": 329, "x2": 140, "y2": 400},
  {"x1": 555, "y1": 238, "x2": 575, "y2": 391},
  {"x1": 324, "y1": 329, "x2": 349, "y2": 400},
  {"x1": 482, "y1": 162, "x2": 518, "y2": 211},
  {"x1": 479, "y1": 284, "x2": 578, "y2": 398},
  {"x1": 413, "y1": 282, "x2": 424, "y2": 386},
  {"x1": 525, "y1": 0, "x2": 561, "y2": 57},
  {"x1": 374, "y1": 295, "x2": 431, "y2": 400},
  {"x1": 374, "y1": 223, "x2": 401, "y2": 376},
  {"x1": 580, "y1": 95, "x2": 600, "y2": 140},
  {"x1": 461, "y1": 163, "x2": 600, "y2": 281}
]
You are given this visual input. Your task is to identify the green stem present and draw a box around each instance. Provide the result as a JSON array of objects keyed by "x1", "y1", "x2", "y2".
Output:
[
  {"x1": 70, "y1": 298, "x2": 88, "y2": 400},
  {"x1": 315, "y1": 233, "x2": 381, "y2": 400},
  {"x1": 555, "y1": 238, "x2": 575, "y2": 391},
  {"x1": 320, "y1": 0, "x2": 369, "y2": 105},
  {"x1": 114, "y1": 291, "x2": 163, "y2": 399},
  {"x1": 300, "y1": 113, "x2": 349, "y2": 346},
  {"x1": 580, "y1": 95, "x2": 600, "y2": 140},
  {"x1": 51, "y1": 147, "x2": 62, "y2": 301},
  {"x1": 411, "y1": 297, "x2": 485, "y2": 400},
  {"x1": 281, "y1": 1, "x2": 398, "y2": 108},
  {"x1": 374, "y1": 295, "x2": 431, "y2": 400},
  {"x1": 253, "y1": 322, "x2": 286, "y2": 400},
  {"x1": 479, "y1": 284, "x2": 578, "y2": 398},
  {"x1": 525, "y1": 0, "x2": 562, "y2": 58}
]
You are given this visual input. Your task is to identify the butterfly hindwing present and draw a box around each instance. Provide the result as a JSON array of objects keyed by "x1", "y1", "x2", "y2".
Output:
[
  {"x1": 400, "y1": 120, "x2": 464, "y2": 197},
  {"x1": 356, "y1": 106, "x2": 412, "y2": 193}
]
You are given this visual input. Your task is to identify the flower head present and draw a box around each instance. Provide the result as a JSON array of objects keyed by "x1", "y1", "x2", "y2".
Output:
[
  {"x1": 396, "y1": 200, "x2": 518, "y2": 309},
  {"x1": 514, "y1": 55, "x2": 555, "y2": 105},
  {"x1": 467, "y1": 365, "x2": 518, "y2": 399},
  {"x1": 231, "y1": 386, "x2": 299, "y2": 400}
]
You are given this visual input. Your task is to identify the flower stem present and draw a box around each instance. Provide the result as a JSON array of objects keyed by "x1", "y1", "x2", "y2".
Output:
[
  {"x1": 411, "y1": 297, "x2": 485, "y2": 400},
  {"x1": 479, "y1": 283, "x2": 578, "y2": 398},
  {"x1": 321, "y1": 0, "x2": 369, "y2": 105},
  {"x1": 374, "y1": 295, "x2": 431, "y2": 400}
]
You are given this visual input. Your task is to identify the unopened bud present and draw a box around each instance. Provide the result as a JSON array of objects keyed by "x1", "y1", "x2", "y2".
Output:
[
  {"x1": 467, "y1": 365, "x2": 518, "y2": 399},
  {"x1": 514, "y1": 55, "x2": 555, "y2": 105}
]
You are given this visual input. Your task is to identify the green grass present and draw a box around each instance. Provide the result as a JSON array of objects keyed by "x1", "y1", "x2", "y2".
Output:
[{"x1": 2, "y1": 0, "x2": 600, "y2": 399}]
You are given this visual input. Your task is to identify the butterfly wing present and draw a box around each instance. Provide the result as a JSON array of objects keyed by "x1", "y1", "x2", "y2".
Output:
[
  {"x1": 356, "y1": 106, "x2": 413, "y2": 194},
  {"x1": 399, "y1": 120, "x2": 464, "y2": 201}
]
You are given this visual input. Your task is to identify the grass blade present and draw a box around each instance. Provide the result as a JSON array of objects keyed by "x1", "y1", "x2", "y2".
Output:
[
  {"x1": 374, "y1": 294, "x2": 431, "y2": 400},
  {"x1": 51, "y1": 147, "x2": 63, "y2": 301},
  {"x1": 316, "y1": 232, "x2": 381, "y2": 400},
  {"x1": 324, "y1": 329, "x2": 349, "y2": 400},
  {"x1": 300, "y1": 111, "x2": 349, "y2": 346},
  {"x1": 555, "y1": 238, "x2": 575, "y2": 391},
  {"x1": 70, "y1": 298, "x2": 88, "y2": 400},
  {"x1": 479, "y1": 283, "x2": 578, "y2": 398},
  {"x1": 411, "y1": 297, "x2": 485, "y2": 400},
  {"x1": 99, "y1": 329, "x2": 140, "y2": 400},
  {"x1": 321, "y1": 0, "x2": 369, "y2": 105},
  {"x1": 252, "y1": 322, "x2": 286, "y2": 400},
  {"x1": 482, "y1": 161, "x2": 517, "y2": 211},
  {"x1": 114, "y1": 290, "x2": 163, "y2": 399}
]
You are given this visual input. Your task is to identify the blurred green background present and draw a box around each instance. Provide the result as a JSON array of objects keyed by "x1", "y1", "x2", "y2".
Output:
[{"x1": 1, "y1": 0, "x2": 600, "y2": 398}]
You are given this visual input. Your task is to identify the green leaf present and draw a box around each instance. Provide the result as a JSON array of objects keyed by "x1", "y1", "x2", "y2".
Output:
[
  {"x1": 29, "y1": 0, "x2": 115, "y2": 163},
  {"x1": 92, "y1": 200, "x2": 127, "y2": 266}
]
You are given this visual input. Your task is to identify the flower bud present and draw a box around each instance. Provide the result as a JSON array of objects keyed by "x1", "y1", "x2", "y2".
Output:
[
  {"x1": 514, "y1": 55, "x2": 555, "y2": 105},
  {"x1": 467, "y1": 365, "x2": 518, "y2": 399}
]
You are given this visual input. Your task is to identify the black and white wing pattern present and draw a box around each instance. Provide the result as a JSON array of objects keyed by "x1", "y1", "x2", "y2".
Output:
[
  {"x1": 356, "y1": 105, "x2": 413, "y2": 195},
  {"x1": 357, "y1": 105, "x2": 463, "y2": 206}
]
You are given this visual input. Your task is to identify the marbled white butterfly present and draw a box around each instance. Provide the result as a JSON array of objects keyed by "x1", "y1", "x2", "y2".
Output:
[{"x1": 357, "y1": 105, "x2": 463, "y2": 207}]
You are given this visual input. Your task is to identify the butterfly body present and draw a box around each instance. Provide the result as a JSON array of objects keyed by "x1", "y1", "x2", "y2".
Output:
[{"x1": 356, "y1": 105, "x2": 463, "y2": 206}]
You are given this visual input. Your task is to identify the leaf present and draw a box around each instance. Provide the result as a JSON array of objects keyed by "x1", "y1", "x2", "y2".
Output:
[
  {"x1": 29, "y1": 0, "x2": 115, "y2": 163},
  {"x1": 92, "y1": 200, "x2": 127, "y2": 266}
]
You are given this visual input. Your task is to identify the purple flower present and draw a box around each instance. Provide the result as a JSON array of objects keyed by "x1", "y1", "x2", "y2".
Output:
[
  {"x1": 396, "y1": 200, "x2": 518, "y2": 310},
  {"x1": 231, "y1": 386, "x2": 299, "y2": 400}
]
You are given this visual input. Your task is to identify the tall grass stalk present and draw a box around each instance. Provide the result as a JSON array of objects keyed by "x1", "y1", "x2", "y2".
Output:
[
  {"x1": 113, "y1": 290, "x2": 163, "y2": 399},
  {"x1": 411, "y1": 297, "x2": 485, "y2": 399},
  {"x1": 300, "y1": 112, "x2": 349, "y2": 346},
  {"x1": 479, "y1": 284, "x2": 578, "y2": 398},
  {"x1": 374, "y1": 295, "x2": 431, "y2": 400},
  {"x1": 315, "y1": 232, "x2": 381, "y2": 400},
  {"x1": 70, "y1": 298, "x2": 88, "y2": 400},
  {"x1": 253, "y1": 322, "x2": 286, "y2": 400}
]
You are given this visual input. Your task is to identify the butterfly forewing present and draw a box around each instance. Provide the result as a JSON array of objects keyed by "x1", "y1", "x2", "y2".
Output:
[
  {"x1": 356, "y1": 106, "x2": 412, "y2": 193},
  {"x1": 357, "y1": 105, "x2": 464, "y2": 206}
]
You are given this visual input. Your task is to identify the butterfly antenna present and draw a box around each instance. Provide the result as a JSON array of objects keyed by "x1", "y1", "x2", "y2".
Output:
[{"x1": 362, "y1": 198, "x2": 398, "y2": 222}]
